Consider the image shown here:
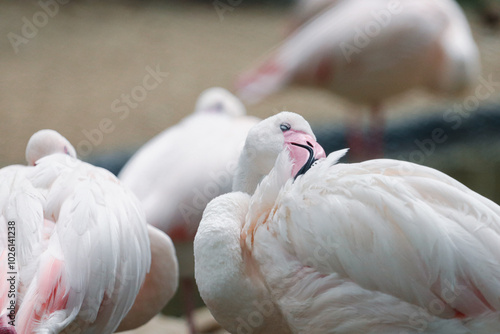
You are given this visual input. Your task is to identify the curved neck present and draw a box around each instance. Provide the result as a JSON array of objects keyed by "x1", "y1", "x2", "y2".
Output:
[
  {"x1": 195, "y1": 192, "x2": 267, "y2": 332},
  {"x1": 232, "y1": 149, "x2": 264, "y2": 195}
]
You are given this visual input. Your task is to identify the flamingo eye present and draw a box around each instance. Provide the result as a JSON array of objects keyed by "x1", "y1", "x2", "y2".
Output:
[{"x1": 280, "y1": 123, "x2": 291, "y2": 132}]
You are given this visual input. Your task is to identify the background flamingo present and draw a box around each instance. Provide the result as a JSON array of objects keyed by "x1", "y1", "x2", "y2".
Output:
[
  {"x1": 236, "y1": 0, "x2": 481, "y2": 158},
  {"x1": 195, "y1": 112, "x2": 500, "y2": 333},
  {"x1": 0, "y1": 130, "x2": 178, "y2": 333},
  {"x1": 118, "y1": 87, "x2": 260, "y2": 332}
]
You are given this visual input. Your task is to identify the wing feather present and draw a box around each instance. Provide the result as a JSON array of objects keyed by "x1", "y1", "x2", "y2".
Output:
[
  {"x1": 249, "y1": 154, "x2": 500, "y2": 332},
  {"x1": 15, "y1": 154, "x2": 150, "y2": 333},
  {"x1": 279, "y1": 158, "x2": 500, "y2": 315}
]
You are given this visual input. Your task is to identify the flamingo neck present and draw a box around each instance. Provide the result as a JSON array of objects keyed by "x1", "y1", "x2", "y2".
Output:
[
  {"x1": 232, "y1": 149, "x2": 266, "y2": 195},
  {"x1": 195, "y1": 192, "x2": 268, "y2": 333}
]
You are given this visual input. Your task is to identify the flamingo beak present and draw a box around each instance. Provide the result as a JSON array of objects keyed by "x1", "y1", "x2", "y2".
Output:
[{"x1": 284, "y1": 130, "x2": 326, "y2": 178}]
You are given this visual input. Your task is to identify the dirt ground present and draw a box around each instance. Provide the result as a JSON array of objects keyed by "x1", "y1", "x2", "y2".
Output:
[{"x1": 1, "y1": 0, "x2": 499, "y2": 167}]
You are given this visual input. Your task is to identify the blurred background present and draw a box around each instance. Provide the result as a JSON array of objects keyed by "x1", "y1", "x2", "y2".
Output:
[{"x1": 1, "y1": 0, "x2": 500, "y2": 332}]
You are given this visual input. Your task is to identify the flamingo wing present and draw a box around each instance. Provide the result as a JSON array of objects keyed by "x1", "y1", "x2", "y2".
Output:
[
  {"x1": 249, "y1": 155, "x2": 500, "y2": 332},
  {"x1": 15, "y1": 154, "x2": 150, "y2": 333}
]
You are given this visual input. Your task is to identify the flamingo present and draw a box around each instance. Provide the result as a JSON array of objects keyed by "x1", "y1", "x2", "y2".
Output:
[
  {"x1": 0, "y1": 130, "x2": 178, "y2": 333},
  {"x1": 118, "y1": 87, "x2": 260, "y2": 332},
  {"x1": 236, "y1": 0, "x2": 481, "y2": 158},
  {"x1": 194, "y1": 111, "x2": 500, "y2": 333}
]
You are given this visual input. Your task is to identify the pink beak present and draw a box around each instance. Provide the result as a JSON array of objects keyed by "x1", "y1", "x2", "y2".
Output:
[{"x1": 284, "y1": 130, "x2": 326, "y2": 178}]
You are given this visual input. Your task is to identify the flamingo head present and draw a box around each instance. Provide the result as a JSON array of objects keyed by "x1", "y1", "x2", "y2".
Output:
[
  {"x1": 234, "y1": 111, "x2": 325, "y2": 193},
  {"x1": 25, "y1": 129, "x2": 77, "y2": 166},
  {"x1": 282, "y1": 125, "x2": 326, "y2": 178},
  {"x1": 194, "y1": 87, "x2": 246, "y2": 117}
]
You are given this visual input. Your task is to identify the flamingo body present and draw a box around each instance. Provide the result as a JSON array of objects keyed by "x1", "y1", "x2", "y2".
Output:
[
  {"x1": 195, "y1": 112, "x2": 500, "y2": 333},
  {"x1": 119, "y1": 88, "x2": 260, "y2": 241},
  {"x1": 0, "y1": 130, "x2": 177, "y2": 333},
  {"x1": 238, "y1": 0, "x2": 480, "y2": 104}
]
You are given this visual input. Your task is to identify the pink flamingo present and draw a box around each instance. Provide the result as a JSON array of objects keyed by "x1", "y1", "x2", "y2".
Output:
[
  {"x1": 0, "y1": 130, "x2": 178, "y2": 333},
  {"x1": 236, "y1": 0, "x2": 480, "y2": 158},
  {"x1": 195, "y1": 111, "x2": 500, "y2": 333}
]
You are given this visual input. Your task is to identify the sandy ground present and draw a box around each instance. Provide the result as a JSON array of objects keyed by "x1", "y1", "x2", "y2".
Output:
[{"x1": 1, "y1": 1, "x2": 499, "y2": 168}]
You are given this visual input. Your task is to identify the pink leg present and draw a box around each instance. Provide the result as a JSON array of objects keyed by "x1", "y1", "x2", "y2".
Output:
[
  {"x1": 345, "y1": 112, "x2": 365, "y2": 162},
  {"x1": 367, "y1": 103, "x2": 385, "y2": 159},
  {"x1": 181, "y1": 277, "x2": 197, "y2": 334}
]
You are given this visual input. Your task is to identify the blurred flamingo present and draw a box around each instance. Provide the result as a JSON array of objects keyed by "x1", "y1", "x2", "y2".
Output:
[
  {"x1": 118, "y1": 87, "x2": 260, "y2": 333},
  {"x1": 237, "y1": 0, "x2": 480, "y2": 158},
  {"x1": 0, "y1": 130, "x2": 178, "y2": 333},
  {"x1": 195, "y1": 111, "x2": 500, "y2": 333}
]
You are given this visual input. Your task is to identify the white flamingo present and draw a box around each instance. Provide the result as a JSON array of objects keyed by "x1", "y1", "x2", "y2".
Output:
[
  {"x1": 195, "y1": 112, "x2": 500, "y2": 333},
  {"x1": 0, "y1": 130, "x2": 178, "y2": 333},
  {"x1": 236, "y1": 0, "x2": 480, "y2": 158},
  {"x1": 118, "y1": 87, "x2": 260, "y2": 332}
]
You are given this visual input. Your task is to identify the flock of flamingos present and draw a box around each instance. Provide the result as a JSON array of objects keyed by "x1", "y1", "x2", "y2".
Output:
[{"x1": 1, "y1": 0, "x2": 499, "y2": 333}]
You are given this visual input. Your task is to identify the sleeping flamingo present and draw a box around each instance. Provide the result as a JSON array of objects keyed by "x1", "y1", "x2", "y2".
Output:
[
  {"x1": 236, "y1": 0, "x2": 481, "y2": 158},
  {"x1": 0, "y1": 130, "x2": 178, "y2": 333},
  {"x1": 118, "y1": 87, "x2": 260, "y2": 332},
  {"x1": 194, "y1": 111, "x2": 500, "y2": 333}
]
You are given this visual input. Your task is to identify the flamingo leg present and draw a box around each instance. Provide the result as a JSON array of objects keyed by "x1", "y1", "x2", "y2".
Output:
[
  {"x1": 367, "y1": 103, "x2": 385, "y2": 159},
  {"x1": 345, "y1": 110, "x2": 365, "y2": 162},
  {"x1": 181, "y1": 277, "x2": 197, "y2": 334}
]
